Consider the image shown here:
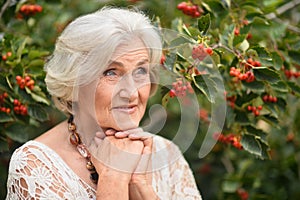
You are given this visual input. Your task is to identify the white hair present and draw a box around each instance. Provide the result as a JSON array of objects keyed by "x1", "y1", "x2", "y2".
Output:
[{"x1": 44, "y1": 7, "x2": 162, "y2": 114}]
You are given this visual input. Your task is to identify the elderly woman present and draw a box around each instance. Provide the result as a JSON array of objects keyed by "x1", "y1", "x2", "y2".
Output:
[{"x1": 6, "y1": 7, "x2": 202, "y2": 200}]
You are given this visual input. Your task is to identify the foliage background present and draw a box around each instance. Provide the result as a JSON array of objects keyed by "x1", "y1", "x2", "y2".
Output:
[{"x1": 0, "y1": 0, "x2": 300, "y2": 199}]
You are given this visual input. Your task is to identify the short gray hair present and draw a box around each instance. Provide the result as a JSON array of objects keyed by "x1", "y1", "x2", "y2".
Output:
[{"x1": 44, "y1": 7, "x2": 162, "y2": 114}]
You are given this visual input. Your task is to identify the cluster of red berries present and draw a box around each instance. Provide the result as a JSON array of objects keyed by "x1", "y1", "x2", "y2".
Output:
[
  {"x1": 234, "y1": 20, "x2": 252, "y2": 40},
  {"x1": 245, "y1": 57, "x2": 261, "y2": 69},
  {"x1": 177, "y1": 2, "x2": 202, "y2": 18},
  {"x1": 262, "y1": 94, "x2": 277, "y2": 103},
  {"x1": 247, "y1": 105, "x2": 263, "y2": 116},
  {"x1": 16, "y1": 75, "x2": 35, "y2": 90},
  {"x1": 192, "y1": 44, "x2": 213, "y2": 61},
  {"x1": 0, "y1": 92, "x2": 11, "y2": 114},
  {"x1": 2, "y1": 52, "x2": 12, "y2": 61},
  {"x1": 13, "y1": 99, "x2": 28, "y2": 116},
  {"x1": 284, "y1": 69, "x2": 300, "y2": 79},
  {"x1": 198, "y1": 109, "x2": 209, "y2": 122},
  {"x1": 226, "y1": 95, "x2": 236, "y2": 109},
  {"x1": 229, "y1": 67, "x2": 255, "y2": 83},
  {"x1": 237, "y1": 188, "x2": 249, "y2": 200},
  {"x1": 213, "y1": 132, "x2": 243, "y2": 150},
  {"x1": 169, "y1": 79, "x2": 194, "y2": 98},
  {"x1": 19, "y1": 4, "x2": 43, "y2": 16}
]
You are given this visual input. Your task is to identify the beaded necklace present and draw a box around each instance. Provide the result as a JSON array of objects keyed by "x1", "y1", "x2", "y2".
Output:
[{"x1": 68, "y1": 115, "x2": 99, "y2": 184}]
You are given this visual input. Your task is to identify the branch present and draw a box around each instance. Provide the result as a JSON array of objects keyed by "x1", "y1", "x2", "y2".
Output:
[
  {"x1": 265, "y1": 0, "x2": 300, "y2": 34},
  {"x1": 0, "y1": 0, "x2": 13, "y2": 20}
]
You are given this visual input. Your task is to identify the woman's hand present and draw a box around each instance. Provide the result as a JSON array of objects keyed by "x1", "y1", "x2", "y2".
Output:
[
  {"x1": 128, "y1": 132, "x2": 160, "y2": 200},
  {"x1": 91, "y1": 134, "x2": 144, "y2": 200},
  {"x1": 96, "y1": 128, "x2": 159, "y2": 199}
]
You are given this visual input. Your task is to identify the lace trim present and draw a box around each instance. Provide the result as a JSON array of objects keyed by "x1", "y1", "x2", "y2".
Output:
[{"x1": 6, "y1": 137, "x2": 202, "y2": 199}]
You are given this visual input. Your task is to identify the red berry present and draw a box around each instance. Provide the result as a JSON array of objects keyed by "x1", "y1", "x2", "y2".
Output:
[
  {"x1": 3, "y1": 92, "x2": 8, "y2": 98},
  {"x1": 160, "y1": 54, "x2": 166, "y2": 64},
  {"x1": 257, "y1": 105, "x2": 263, "y2": 110},
  {"x1": 2, "y1": 55, "x2": 7, "y2": 61},
  {"x1": 169, "y1": 89, "x2": 176, "y2": 98},
  {"x1": 35, "y1": 5, "x2": 43, "y2": 13},
  {"x1": 25, "y1": 76, "x2": 31, "y2": 82},
  {"x1": 16, "y1": 75, "x2": 22, "y2": 82},
  {"x1": 20, "y1": 5, "x2": 27, "y2": 13},
  {"x1": 254, "y1": 110, "x2": 260, "y2": 116},
  {"x1": 6, "y1": 52, "x2": 12, "y2": 57},
  {"x1": 205, "y1": 47, "x2": 213, "y2": 55},
  {"x1": 254, "y1": 61, "x2": 261, "y2": 67},
  {"x1": 247, "y1": 105, "x2": 252, "y2": 111},
  {"x1": 234, "y1": 28, "x2": 240, "y2": 36}
]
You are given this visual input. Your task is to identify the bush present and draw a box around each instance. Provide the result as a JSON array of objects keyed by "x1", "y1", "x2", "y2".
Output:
[{"x1": 1, "y1": 0, "x2": 299, "y2": 199}]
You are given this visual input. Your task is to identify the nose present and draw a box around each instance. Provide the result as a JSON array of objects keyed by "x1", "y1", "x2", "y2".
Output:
[{"x1": 118, "y1": 73, "x2": 139, "y2": 100}]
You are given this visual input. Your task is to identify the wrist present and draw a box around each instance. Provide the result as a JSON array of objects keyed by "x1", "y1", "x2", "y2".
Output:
[{"x1": 99, "y1": 167, "x2": 131, "y2": 183}]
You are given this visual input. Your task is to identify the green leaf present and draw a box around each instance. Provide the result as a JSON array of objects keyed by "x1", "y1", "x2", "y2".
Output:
[
  {"x1": 0, "y1": 75, "x2": 11, "y2": 91},
  {"x1": 5, "y1": 123, "x2": 29, "y2": 143},
  {"x1": 259, "y1": 140, "x2": 271, "y2": 159},
  {"x1": 260, "y1": 114, "x2": 280, "y2": 128},
  {"x1": 161, "y1": 94, "x2": 170, "y2": 108},
  {"x1": 245, "y1": 125, "x2": 268, "y2": 143},
  {"x1": 253, "y1": 67, "x2": 280, "y2": 83},
  {"x1": 235, "y1": 110, "x2": 250, "y2": 125},
  {"x1": 235, "y1": 92, "x2": 259, "y2": 107},
  {"x1": 28, "y1": 50, "x2": 49, "y2": 60},
  {"x1": 169, "y1": 36, "x2": 192, "y2": 48},
  {"x1": 0, "y1": 139, "x2": 9, "y2": 152},
  {"x1": 27, "y1": 104, "x2": 49, "y2": 122},
  {"x1": 288, "y1": 50, "x2": 300, "y2": 65},
  {"x1": 197, "y1": 14, "x2": 211, "y2": 35},
  {"x1": 287, "y1": 81, "x2": 300, "y2": 97},
  {"x1": 233, "y1": 34, "x2": 246, "y2": 47},
  {"x1": 271, "y1": 52, "x2": 283, "y2": 70},
  {"x1": 242, "y1": 80, "x2": 265, "y2": 92},
  {"x1": 31, "y1": 92, "x2": 50, "y2": 105},
  {"x1": 251, "y1": 46, "x2": 270, "y2": 58},
  {"x1": 222, "y1": 180, "x2": 239, "y2": 193},
  {"x1": 238, "y1": 39, "x2": 250, "y2": 52},
  {"x1": 241, "y1": 133, "x2": 262, "y2": 157},
  {"x1": 193, "y1": 74, "x2": 218, "y2": 103},
  {"x1": 28, "y1": 59, "x2": 44, "y2": 68},
  {"x1": 270, "y1": 81, "x2": 289, "y2": 93},
  {"x1": 0, "y1": 112, "x2": 14, "y2": 123}
]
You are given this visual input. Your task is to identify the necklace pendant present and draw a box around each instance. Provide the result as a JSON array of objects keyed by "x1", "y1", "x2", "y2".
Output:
[
  {"x1": 70, "y1": 132, "x2": 81, "y2": 146},
  {"x1": 77, "y1": 144, "x2": 89, "y2": 158}
]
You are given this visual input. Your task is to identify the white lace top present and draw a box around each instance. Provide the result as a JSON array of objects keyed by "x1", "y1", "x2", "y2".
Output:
[{"x1": 6, "y1": 136, "x2": 202, "y2": 200}]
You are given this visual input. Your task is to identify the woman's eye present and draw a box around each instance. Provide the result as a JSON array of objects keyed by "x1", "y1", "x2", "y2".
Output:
[
  {"x1": 135, "y1": 67, "x2": 148, "y2": 75},
  {"x1": 103, "y1": 69, "x2": 117, "y2": 77}
]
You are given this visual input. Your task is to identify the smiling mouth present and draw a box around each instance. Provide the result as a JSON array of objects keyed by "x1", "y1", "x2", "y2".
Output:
[{"x1": 112, "y1": 105, "x2": 137, "y2": 114}]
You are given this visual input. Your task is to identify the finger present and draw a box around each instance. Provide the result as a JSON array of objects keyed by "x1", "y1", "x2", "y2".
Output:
[
  {"x1": 105, "y1": 129, "x2": 117, "y2": 136},
  {"x1": 128, "y1": 132, "x2": 153, "y2": 141},
  {"x1": 94, "y1": 136, "x2": 102, "y2": 146},
  {"x1": 115, "y1": 131, "x2": 130, "y2": 138}
]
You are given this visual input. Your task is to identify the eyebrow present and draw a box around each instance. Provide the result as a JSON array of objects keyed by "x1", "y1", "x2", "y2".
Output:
[{"x1": 109, "y1": 59, "x2": 149, "y2": 68}]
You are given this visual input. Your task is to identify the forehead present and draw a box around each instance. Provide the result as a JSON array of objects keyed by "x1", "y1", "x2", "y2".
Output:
[{"x1": 110, "y1": 38, "x2": 149, "y2": 61}]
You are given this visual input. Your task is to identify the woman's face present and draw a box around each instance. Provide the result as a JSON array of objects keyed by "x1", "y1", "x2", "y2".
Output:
[{"x1": 95, "y1": 41, "x2": 151, "y2": 131}]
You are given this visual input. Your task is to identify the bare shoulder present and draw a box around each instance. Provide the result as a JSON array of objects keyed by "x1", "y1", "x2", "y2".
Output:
[{"x1": 34, "y1": 120, "x2": 68, "y2": 148}]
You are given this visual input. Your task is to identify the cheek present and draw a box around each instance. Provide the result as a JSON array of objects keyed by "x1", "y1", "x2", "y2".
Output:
[
  {"x1": 95, "y1": 83, "x2": 112, "y2": 113},
  {"x1": 139, "y1": 83, "x2": 151, "y2": 103}
]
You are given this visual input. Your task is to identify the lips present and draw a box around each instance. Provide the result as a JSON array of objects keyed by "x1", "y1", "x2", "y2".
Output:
[{"x1": 112, "y1": 105, "x2": 137, "y2": 114}]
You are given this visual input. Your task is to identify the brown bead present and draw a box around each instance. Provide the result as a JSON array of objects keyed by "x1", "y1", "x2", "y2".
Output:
[
  {"x1": 68, "y1": 123, "x2": 76, "y2": 131},
  {"x1": 86, "y1": 161, "x2": 95, "y2": 171},
  {"x1": 90, "y1": 172, "x2": 98, "y2": 183},
  {"x1": 70, "y1": 132, "x2": 81, "y2": 145}
]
